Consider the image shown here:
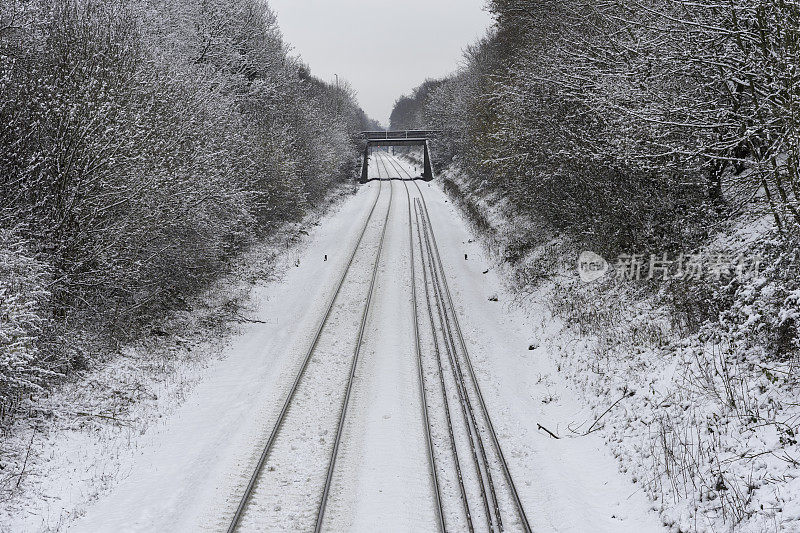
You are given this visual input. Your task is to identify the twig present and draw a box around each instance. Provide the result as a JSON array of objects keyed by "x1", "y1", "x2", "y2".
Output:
[
  {"x1": 585, "y1": 390, "x2": 629, "y2": 435},
  {"x1": 76, "y1": 411, "x2": 131, "y2": 424},
  {"x1": 538, "y1": 423, "x2": 560, "y2": 439},
  {"x1": 15, "y1": 429, "x2": 35, "y2": 489},
  {"x1": 233, "y1": 313, "x2": 267, "y2": 324}
]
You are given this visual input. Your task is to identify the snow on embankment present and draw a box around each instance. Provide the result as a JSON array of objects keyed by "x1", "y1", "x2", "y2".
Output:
[
  {"x1": 436, "y1": 166, "x2": 800, "y2": 533},
  {"x1": 0, "y1": 185, "x2": 357, "y2": 532}
]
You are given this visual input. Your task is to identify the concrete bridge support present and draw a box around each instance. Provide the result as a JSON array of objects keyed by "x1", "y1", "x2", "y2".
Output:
[{"x1": 422, "y1": 141, "x2": 433, "y2": 182}]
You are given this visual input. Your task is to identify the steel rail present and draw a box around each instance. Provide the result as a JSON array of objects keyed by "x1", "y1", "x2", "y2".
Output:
[
  {"x1": 390, "y1": 153, "x2": 499, "y2": 530},
  {"x1": 313, "y1": 176, "x2": 395, "y2": 533},
  {"x1": 388, "y1": 154, "x2": 533, "y2": 533},
  {"x1": 379, "y1": 151, "x2": 450, "y2": 530},
  {"x1": 413, "y1": 200, "x2": 476, "y2": 533},
  {"x1": 227, "y1": 179, "x2": 386, "y2": 533},
  {"x1": 376, "y1": 150, "x2": 396, "y2": 180},
  {"x1": 386, "y1": 152, "x2": 503, "y2": 528},
  {"x1": 410, "y1": 173, "x2": 533, "y2": 533},
  {"x1": 402, "y1": 176, "x2": 447, "y2": 533},
  {"x1": 417, "y1": 200, "x2": 503, "y2": 531},
  {"x1": 375, "y1": 150, "x2": 385, "y2": 180}
]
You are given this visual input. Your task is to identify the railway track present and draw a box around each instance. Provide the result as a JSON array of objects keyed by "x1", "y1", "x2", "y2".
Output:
[
  {"x1": 227, "y1": 150, "x2": 529, "y2": 532},
  {"x1": 227, "y1": 161, "x2": 393, "y2": 532},
  {"x1": 313, "y1": 161, "x2": 394, "y2": 531},
  {"x1": 384, "y1": 153, "x2": 532, "y2": 533},
  {"x1": 401, "y1": 170, "x2": 447, "y2": 533}
]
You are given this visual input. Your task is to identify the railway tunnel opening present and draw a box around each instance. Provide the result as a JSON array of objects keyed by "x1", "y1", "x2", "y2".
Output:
[{"x1": 359, "y1": 130, "x2": 439, "y2": 183}]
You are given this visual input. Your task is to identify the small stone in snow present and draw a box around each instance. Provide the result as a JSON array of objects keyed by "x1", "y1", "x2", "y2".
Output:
[{"x1": 488, "y1": 294, "x2": 499, "y2": 302}]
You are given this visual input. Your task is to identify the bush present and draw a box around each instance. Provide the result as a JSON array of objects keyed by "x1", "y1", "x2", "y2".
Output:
[
  {"x1": 0, "y1": 230, "x2": 57, "y2": 420},
  {"x1": 0, "y1": 0, "x2": 375, "y2": 419},
  {"x1": 392, "y1": 0, "x2": 799, "y2": 254}
]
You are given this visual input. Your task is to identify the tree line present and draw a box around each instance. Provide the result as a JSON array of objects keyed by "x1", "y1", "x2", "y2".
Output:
[
  {"x1": 389, "y1": 4, "x2": 799, "y2": 524},
  {"x1": 392, "y1": 0, "x2": 799, "y2": 255},
  {"x1": 0, "y1": 0, "x2": 376, "y2": 419}
]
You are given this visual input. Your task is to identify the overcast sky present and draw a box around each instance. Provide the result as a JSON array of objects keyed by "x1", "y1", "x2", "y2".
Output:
[{"x1": 267, "y1": 0, "x2": 494, "y2": 126}]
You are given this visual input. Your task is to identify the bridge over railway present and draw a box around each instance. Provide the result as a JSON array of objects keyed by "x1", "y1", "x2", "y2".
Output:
[{"x1": 360, "y1": 130, "x2": 439, "y2": 183}]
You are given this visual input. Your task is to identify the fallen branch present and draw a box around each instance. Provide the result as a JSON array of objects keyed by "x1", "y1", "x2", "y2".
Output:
[
  {"x1": 538, "y1": 423, "x2": 560, "y2": 439},
  {"x1": 76, "y1": 411, "x2": 132, "y2": 424},
  {"x1": 585, "y1": 390, "x2": 629, "y2": 435},
  {"x1": 566, "y1": 389, "x2": 631, "y2": 437},
  {"x1": 15, "y1": 429, "x2": 35, "y2": 488},
  {"x1": 233, "y1": 312, "x2": 267, "y2": 324}
]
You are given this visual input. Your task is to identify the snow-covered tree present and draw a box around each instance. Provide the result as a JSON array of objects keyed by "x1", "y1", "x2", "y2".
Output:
[{"x1": 0, "y1": 0, "x2": 374, "y2": 415}]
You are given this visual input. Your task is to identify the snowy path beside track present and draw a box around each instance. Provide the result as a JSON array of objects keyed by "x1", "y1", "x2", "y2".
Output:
[
  {"x1": 62, "y1": 183, "x2": 391, "y2": 533},
  {"x1": 406, "y1": 157, "x2": 664, "y2": 533}
]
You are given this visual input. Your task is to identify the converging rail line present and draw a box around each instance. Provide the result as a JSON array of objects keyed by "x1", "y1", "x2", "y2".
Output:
[
  {"x1": 385, "y1": 153, "x2": 532, "y2": 533},
  {"x1": 401, "y1": 172, "x2": 447, "y2": 533}
]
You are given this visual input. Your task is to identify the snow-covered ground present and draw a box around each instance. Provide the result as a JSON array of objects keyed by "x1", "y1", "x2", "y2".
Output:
[
  {"x1": 409, "y1": 169, "x2": 662, "y2": 533},
  {"x1": 2, "y1": 158, "x2": 667, "y2": 532},
  {"x1": 321, "y1": 177, "x2": 436, "y2": 532},
  {"x1": 433, "y1": 165, "x2": 800, "y2": 533}
]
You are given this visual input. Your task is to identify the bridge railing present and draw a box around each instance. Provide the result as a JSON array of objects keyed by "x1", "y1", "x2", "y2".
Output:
[{"x1": 361, "y1": 130, "x2": 440, "y2": 141}]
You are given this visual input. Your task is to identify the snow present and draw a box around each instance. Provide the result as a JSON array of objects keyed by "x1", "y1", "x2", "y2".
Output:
[
  {"x1": 434, "y1": 164, "x2": 800, "y2": 532},
  {"x1": 2, "y1": 158, "x2": 666, "y2": 532},
  {"x1": 1, "y1": 186, "x2": 370, "y2": 531},
  {"x1": 412, "y1": 171, "x2": 663, "y2": 533},
  {"x1": 322, "y1": 179, "x2": 435, "y2": 531},
  {"x1": 66, "y1": 185, "x2": 383, "y2": 533}
]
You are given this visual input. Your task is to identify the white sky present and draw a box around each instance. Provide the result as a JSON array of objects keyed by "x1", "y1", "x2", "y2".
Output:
[{"x1": 267, "y1": 0, "x2": 494, "y2": 126}]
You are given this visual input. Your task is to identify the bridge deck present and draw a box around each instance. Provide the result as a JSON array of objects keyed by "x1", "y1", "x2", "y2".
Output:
[
  {"x1": 359, "y1": 131, "x2": 438, "y2": 183},
  {"x1": 362, "y1": 130, "x2": 439, "y2": 140},
  {"x1": 366, "y1": 138, "x2": 429, "y2": 147}
]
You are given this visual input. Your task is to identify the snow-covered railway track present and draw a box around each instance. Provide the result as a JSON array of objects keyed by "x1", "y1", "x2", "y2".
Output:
[
  {"x1": 227, "y1": 168, "x2": 394, "y2": 532},
  {"x1": 402, "y1": 176, "x2": 447, "y2": 533},
  {"x1": 313, "y1": 172, "x2": 395, "y2": 533},
  {"x1": 384, "y1": 154, "x2": 533, "y2": 533},
  {"x1": 227, "y1": 150, "x2": 531, "y2": 532}
]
